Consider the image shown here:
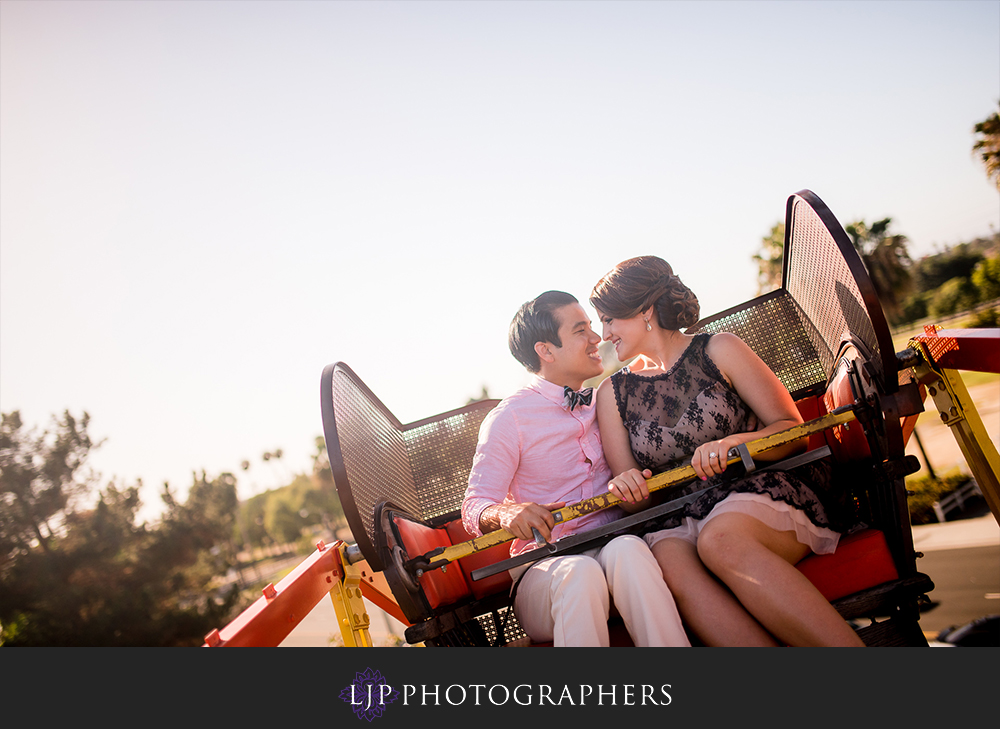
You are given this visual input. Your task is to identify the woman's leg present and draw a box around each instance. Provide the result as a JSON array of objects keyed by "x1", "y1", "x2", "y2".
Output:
[
  {"x1": 696, "y1": 512, "x2": 865, "y2": 647},
  {"x1": 651, "y1": 536, "x2": 778, "y2": 647}
]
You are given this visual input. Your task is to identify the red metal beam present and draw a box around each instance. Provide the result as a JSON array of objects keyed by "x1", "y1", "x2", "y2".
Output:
[{"x1": 911, "y1": 327, "x2": 1000, "y2": 374}]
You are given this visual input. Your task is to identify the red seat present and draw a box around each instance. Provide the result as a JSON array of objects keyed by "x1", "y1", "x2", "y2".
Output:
[{"x1": 796, "y1": 528, "x2": 899, "y2": 602}]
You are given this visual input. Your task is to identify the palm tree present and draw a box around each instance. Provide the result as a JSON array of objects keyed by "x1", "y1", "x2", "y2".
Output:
[
  {"x1": 972, "y1": 102, "x2": 1000, "y2": 191},
  {"x1": 751, "y1": 222, "x2": 785, "y2": 294},
  {"x1": 844, "y1": 218, "x2": 913, "y2": 323}
]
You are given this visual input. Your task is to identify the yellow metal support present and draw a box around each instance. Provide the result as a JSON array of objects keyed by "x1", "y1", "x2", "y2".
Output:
[
  {"x1": 329, "y1": 542, "x2": 374, "y2": 647},
  {"x1": 910, "y1": 342, "x2": 1000, "y2": 526}
]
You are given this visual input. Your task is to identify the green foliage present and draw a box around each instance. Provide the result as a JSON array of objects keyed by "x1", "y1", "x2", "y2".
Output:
[
  {"x1": 971, "y1": 255, "x2": 1000, "y2": 301},
  {"x1": 235, "y1": 465, "x2": 345, "y2": 554},
  {"x1": 0, "y1": 411, "x2": 243, "y2": 646},
  {"x1": 751, "y1": 222, "x2": 785, "y2": 295},
  {"x1": 972, "y1": 101, "x2": 1000, "y2": 190},
  {"x1": 911, "y1": 243, "x2": 985, "y2": 292},
  {"x1": 928, "y1": 276, "x2": 981, "y2": 319},
  {"x1": 844, "y1": 218, "x2": 913, "y2": 323},
  {"x1": 906, "y1": 472, "x2": 975, "y2": 525},
  {"x1": 891, "y1": 237, "x2": 998, "y2": 328},
  {"x1": 966, "y1": 307, "x2": 999, "y2": 328},
  {"x1": 1, "y1": 410, "x2": 98, "y2": 560}
]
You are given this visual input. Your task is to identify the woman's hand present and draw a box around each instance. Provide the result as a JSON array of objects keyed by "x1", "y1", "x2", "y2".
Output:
[
  {"x1": 691, "y1": 437, "x2": 742, "y2": 481},
  {"x1": 608, "y1": 468, "x2": 653, "y2": 504}
]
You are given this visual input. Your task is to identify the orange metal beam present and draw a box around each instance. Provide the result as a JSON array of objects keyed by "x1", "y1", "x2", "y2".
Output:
[
  {"x1": 203, "y1": 539, "x2": 410, "y2": 647},
  {"x1": 203, "y1": 540, "x2": 346, "y2": 647}
]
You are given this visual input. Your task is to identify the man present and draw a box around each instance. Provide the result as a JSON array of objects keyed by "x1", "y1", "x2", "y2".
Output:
[{"x1": 461, "y1": 290, "x2": 690, "y2": 647}]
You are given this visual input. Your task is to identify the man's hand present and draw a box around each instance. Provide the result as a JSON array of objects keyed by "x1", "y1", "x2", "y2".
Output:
[{"x1": 481, "y1": 501, "x2": 566, "y2": 542}]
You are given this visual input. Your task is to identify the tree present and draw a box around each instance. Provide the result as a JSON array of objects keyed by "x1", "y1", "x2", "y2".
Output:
[
  {"x1": 844, "y1": 218, "x2": 913, "y2": 323},
  {"x1": 751, "y1": 222, "x2": 785, "y2": 295},
  {"x1": 1, "y1": 410, "x2": 98, "y2": 561},
  {"x1": 972, "y1": 102, "x2": 1000, "y2": 190},
  {"x1": 911, "y1": 243, "x2": 985, "y2": 293},
  {"x1": 1, "y1": 410, "x2": 243, "y2": 646},
  {"x1": 971, "y1": 255, "x2": 1000, "y2": 302},
  {"x1": 928, "y1": 277, "x2": 979, "y2": 319}
]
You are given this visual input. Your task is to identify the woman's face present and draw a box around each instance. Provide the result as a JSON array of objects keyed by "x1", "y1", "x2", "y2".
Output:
[{"x1": 598, "y1": 309, "x2": 649, "y2": 362}]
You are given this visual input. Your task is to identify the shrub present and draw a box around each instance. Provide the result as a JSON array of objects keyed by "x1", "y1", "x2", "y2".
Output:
[
  {"x1": 966, "y1": 307, "x2": 999, "y2": 328},
  {"x1": 906, "y1": 472, "x2": 974, "y2": 525}
]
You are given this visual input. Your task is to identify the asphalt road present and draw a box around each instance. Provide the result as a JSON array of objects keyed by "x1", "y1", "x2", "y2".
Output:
[{"x1": 916, "y1": 543, "x2": 1000, "y2": 636}]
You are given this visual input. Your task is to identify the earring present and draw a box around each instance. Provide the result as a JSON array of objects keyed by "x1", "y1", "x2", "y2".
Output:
[{"x1": 645, "y1": 319, "x2": 652, "y2": 331}]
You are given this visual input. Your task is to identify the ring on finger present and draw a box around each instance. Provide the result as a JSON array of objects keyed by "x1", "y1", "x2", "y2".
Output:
[{"x1": 709, "y1": 452, "x2": 718, "y2": 460}]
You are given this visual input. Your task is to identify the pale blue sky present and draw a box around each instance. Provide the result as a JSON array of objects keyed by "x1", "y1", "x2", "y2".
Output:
[{"x1": 2, "y1": 0, "x2": 998, "y2": 519}]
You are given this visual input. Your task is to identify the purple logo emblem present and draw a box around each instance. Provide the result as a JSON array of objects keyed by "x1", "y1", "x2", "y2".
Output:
[{"x1": 339, "y1": 667, "x2": 400, "y2": 721}]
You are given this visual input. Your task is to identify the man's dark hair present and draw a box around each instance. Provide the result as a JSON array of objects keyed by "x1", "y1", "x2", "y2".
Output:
[{"x1": 508, "y1": 290, "x2": 579, "y2": 373}]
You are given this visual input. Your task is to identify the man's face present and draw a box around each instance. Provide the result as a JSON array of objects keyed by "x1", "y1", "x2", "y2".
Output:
[{"x1": 542, "y1": 303, "x2": 604, "y2": 387}]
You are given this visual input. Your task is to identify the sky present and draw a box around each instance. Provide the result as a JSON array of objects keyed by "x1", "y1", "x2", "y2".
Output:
[{"x1": 2, "y1": 0, "x2": 998, "y2": 522}]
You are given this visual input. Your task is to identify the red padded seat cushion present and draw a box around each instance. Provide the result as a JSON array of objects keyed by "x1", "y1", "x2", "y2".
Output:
[
  {"x1": 796, "y1": 528, "x2": 899, "y2": 602},
  {"x1": 794, "y1": 395, "x2": 830, "y2": 453},
  {"x1": 444, "y1": 520, "x2": 514, "y2": 600},
  {"x1": 393, "y1": 516, "x2": 473, "y2": 609}
]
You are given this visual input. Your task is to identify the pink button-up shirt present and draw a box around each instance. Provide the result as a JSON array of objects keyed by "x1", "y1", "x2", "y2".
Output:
[{"x1": 462, "y1": 374, "x2": 621, "y2": 556}]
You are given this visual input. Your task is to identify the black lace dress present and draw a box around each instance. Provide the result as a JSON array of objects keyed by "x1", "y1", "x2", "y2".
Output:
[{"x1": 610, "y1": 333, "x2": 854, "y2": 553}]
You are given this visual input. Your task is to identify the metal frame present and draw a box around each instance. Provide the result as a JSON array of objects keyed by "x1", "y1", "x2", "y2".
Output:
[{"x1": 204, "y1": 191, "x2": 999, "y2": 648}]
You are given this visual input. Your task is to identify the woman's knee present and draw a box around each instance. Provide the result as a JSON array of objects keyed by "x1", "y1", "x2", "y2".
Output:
[
  {"x1": 696, "y1": 516, "x2": 755, "y2": 572},
  {"x1": 651, "y1": 537, "x2": 702, "y2": 586}
]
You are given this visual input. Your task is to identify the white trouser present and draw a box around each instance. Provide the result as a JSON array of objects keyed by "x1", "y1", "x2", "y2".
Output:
[{"x1": 511, "y1": 534, "x2": 690, "y2": 647}]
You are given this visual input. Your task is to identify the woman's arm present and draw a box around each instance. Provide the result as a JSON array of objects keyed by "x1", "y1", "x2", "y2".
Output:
[
  {"x1": 596, "y1": 376, "x2": 653, "y2": 512},
  {"x1": 693, "y1": 333, "x2": 807, "y2": 480}
]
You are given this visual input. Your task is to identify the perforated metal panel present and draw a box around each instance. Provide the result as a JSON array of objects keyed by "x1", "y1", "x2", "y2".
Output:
[
  {"x1": 321, "y1": 361, "x2": 499, "y2": 570},
  {"x1": 405, "y1": 411, "x2": 497, "y2": 521},
  {"x1": 784, "y1": 191, "x2": 896, "y2": 394},
  {"x1": 688, "y1": 290, "x2": 828, "y2": 399}
]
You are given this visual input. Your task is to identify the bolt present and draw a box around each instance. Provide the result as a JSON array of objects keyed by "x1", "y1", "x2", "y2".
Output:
[
  {"x1": 263, "y1": 584, "x2": 278, "y2": 599},
  {"x1": 940, "y1": 412, "x2": 949, "y2": 422}
]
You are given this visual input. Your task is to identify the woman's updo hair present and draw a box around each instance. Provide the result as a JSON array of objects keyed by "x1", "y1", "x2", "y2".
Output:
[{"x1": 590, "y1": 256, "x2": 700, "y2": 331}]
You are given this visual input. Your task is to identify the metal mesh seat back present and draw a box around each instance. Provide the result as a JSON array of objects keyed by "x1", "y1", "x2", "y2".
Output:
[
  {"x1": 323, "y1": 363, "x2": 419, "y2": 569},
  {"x1": 404, "y1": 404, "x2": 499, "y2": 522},
  {"x1": 783, "y1": 191, "x2": 896, "y2": 395},
  {"x1": 687, "y1": 290, "x2": 828, "y2": 399},
  {"x1": 322, "y1": 362, "x2": 501, "y2": 570}
]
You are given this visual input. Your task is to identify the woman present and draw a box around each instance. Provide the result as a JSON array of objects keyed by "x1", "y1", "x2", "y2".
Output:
[{"x1": 590, "y1": 255, "x2": 864, "y2": 647}]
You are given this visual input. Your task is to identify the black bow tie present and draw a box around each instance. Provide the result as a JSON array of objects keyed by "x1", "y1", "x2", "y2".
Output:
[{"x1": 563, "y1": 386, "x2": 593, "y2": 411}]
